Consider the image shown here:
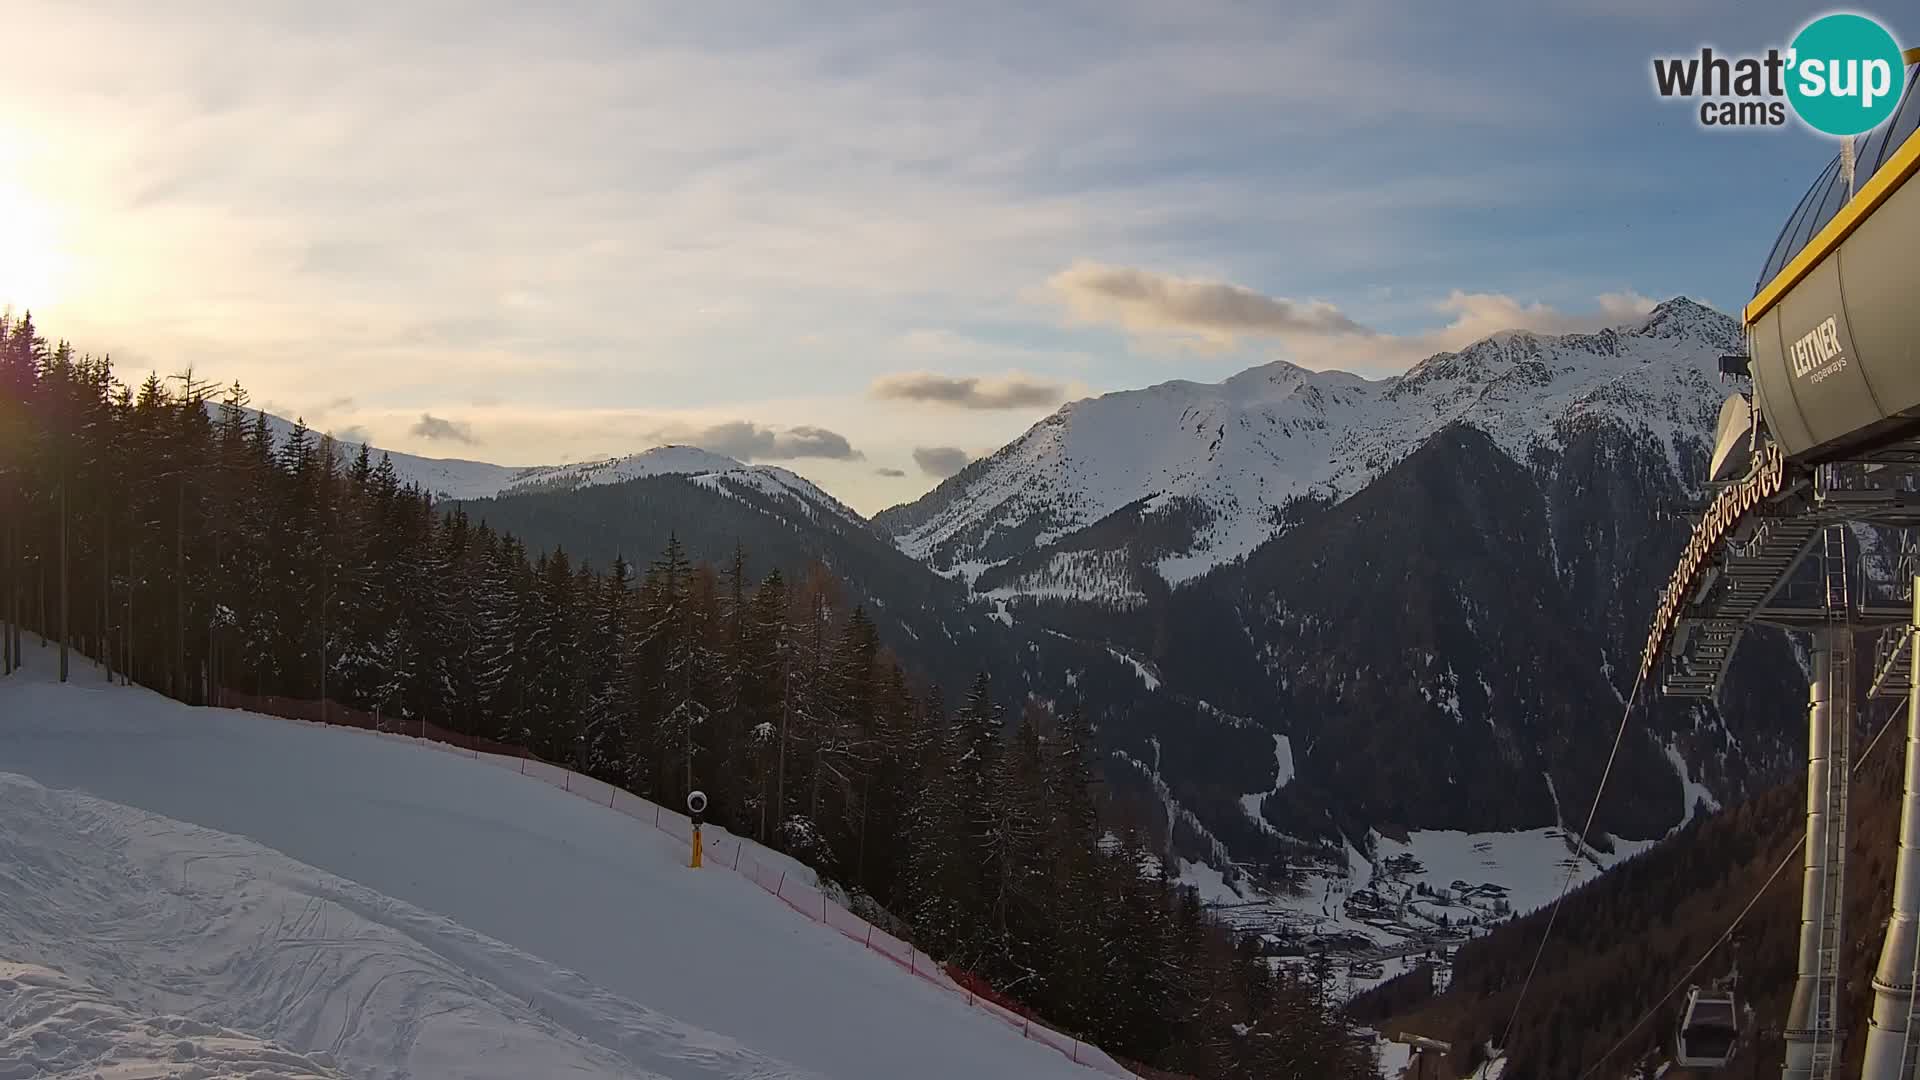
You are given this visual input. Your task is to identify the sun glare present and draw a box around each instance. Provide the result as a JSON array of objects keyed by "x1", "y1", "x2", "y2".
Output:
[{"x1": 0, "y1": 181, "x2": 65, "y2": 311}]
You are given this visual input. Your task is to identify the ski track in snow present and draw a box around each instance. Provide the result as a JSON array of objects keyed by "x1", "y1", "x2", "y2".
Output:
[
  {"x1": 1663, "y1": 741, "x2": 1721, "y2": 830},
  {"x1": 0, "y1": 772, "x2": 808, "y2": 1080},
  {"x1": 1237, "y1": 734, "x2": 1293, "y2": 837},
  {"x1": 0, "y1": 654, "x2": 1100, "y2": 1080},
  {"x1": 1, "y1": 959, "x2": 354, "y2": 1080}
]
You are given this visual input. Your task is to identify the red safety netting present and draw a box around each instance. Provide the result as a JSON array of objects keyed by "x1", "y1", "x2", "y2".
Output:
[
  {"x1": 865, "y1": 924, "x2": 914, "y2": 970},
  {"x1": 823, "y1": 896, "x2": 872, "y2": 942},
  {"x1": 210, "y1": 686, "x2": 1135, "y2": 1077}
]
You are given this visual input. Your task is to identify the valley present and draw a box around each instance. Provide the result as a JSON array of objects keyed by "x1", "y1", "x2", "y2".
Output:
[{"x1": 297, "y1": 298, "x2": 1803, "y2": 964}]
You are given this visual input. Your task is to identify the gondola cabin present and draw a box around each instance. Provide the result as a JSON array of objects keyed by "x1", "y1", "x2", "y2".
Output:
[{"x1": 1674, "y1": 987, "x2": 1738, "y2": 1069}]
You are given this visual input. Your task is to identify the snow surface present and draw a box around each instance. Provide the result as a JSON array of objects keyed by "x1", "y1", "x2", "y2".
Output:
[
  {"x1": 1237, "y1": 735, "x2": 1294, "y2": 836},
  {"x1": 1105, "y1": 647, "x2": 1161, "y2": 690},
  {"x1": 1372, "y1": 828, "x2": 1656, "y2": 919},
  {"x1": 1, "y1": 960, "x2": 353, "y2": 1080},
  {"x1": 981, "y1": 550, "x2": 1147, "y2": 609},
  {"x1": 886, "y1": 299, "x2": 1736, "y2": 590},
  {"x1": 0, "y1": 773, "x2": 811, "y2": 1080},
  {"x1": 0, "y1": 652, "x2": 1103, "y2": 1080},
  {"x1": 1191, "y1": 821, "x2": 1659, "y2": 1009},
  {"x1": 1372, "y1": 1033, "x2": 1414, "y2": 1078},
  {"x1": 1664, "y1": 741, "x2": 1722, "y2": 829},
  {"x1": 1176, "y1": 858, "x2": 1246, "y2": 905}
]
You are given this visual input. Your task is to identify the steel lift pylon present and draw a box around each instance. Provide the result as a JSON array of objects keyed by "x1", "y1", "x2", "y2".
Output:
[{"x1": 1783, "y1": 523, "x2": 1854, "y2": 1080}]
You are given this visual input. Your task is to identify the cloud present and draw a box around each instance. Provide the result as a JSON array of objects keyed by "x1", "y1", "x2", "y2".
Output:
[
  {"x1": 1046, "y1": 261, "x2": 1373, "y2": 348},
  {"x1": 869, "y1": 371, "x2": 1066, "y2": 410},
  {"x1": 1423, "y1": 289, "x2": 1657, "y2": 344},
  {"x1": 653, "y1": 420, "x2": 863, "y2": 462},
  {"x1": 1597, "y1": 290, "x2": 1660, "y2": 320},
  {"x1": 409, "y1": 413, "x2": 477, "y2": 444},
  {"x1": 1043, "y1": 258, "x2": 1667, "y2": 374},
  {"x1": 334, "y1": 424, "x2": 372, "y2": 447},
  {"x1": 913, "y1": 446, "x2": 971, "y2": 478},
  {"x1": 874, "y1": 466, "x2": 908, "y2": 477},
  {"x1": 1284, "y1": 288, "x2": 1665, "y2": 373}
]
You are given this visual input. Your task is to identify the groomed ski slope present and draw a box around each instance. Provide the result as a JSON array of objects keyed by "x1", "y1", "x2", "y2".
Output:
[
  {"x1": 1, "y1": 773, "x2": 805, "y2": 1080},
  {"x1": 0, "y1": 650, "x2": 1100, "y2": 1080}
]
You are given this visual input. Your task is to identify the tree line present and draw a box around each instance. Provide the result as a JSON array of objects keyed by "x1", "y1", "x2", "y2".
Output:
[{"x1": 0, "y1": 312, "x2": 1379, "y2": 1079}]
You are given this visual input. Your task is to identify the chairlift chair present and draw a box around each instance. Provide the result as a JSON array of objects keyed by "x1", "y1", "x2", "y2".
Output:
[{"x1": 1674, "y1": 986, "x2": 1739, "y2": 1068}]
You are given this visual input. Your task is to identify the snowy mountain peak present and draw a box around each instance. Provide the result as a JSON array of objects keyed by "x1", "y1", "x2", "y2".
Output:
[
  {"x1": 499, "y1": 445, "x2": 751, "y2": 493},
  {"x1": 1632, "y1": 295, "x2": 1741, "y2": 348},
  {"x1": 877, "y1": 296, "x2": 1733, "y2": 593},
  {"x1": 465, "y1": 445, "x2": 864, "y2": 528},
  {"x1": 214, "y1": 406, "x2": 860, "y2": 527}
]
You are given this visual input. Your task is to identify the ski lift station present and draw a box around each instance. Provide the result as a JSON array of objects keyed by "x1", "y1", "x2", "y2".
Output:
[{"x1": 1640, "y1": 50, "x2": 1920, "y2": 1079}]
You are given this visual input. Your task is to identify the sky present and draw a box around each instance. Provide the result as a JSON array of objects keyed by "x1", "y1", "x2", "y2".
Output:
[{"x1": 0, "y1": 0, "x2": 1884, "y2": 514}]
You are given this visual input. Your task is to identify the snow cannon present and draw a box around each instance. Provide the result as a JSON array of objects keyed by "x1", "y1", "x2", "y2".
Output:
[
  {"x1": 687, "y1": 790, "x2": 707, "y2": 868},
  {"x1": 1745, "y1": 55, "x2": 1920, "y2": 465}
]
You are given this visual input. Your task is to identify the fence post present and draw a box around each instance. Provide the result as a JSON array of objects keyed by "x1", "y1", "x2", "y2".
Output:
[
  {"x1": 821, "y1": 892, "x2": 827, "y2": 923},
  {"x1": 1072, "y1": 1042, "x2": 1080, "y2": 1064},
  {"x1": 776, "y1": 871, "x2": 785, "y2": 897},
  {"x1": 654, "y1": 805, "x2": 661, "y2": 827},
  {"x1": 564, "y1": 769, "x2": 570, "y2": 792},
  {"x1": 733, "y1": 843, "x2": 742, "y2": 870},
  {"x1": 609, "y1": 787, "x2": 617, "y2": 808},
  {"x1": 865, "y1": 925, "x2": 873, "y2": 948},
  {"x1": 909, "y1": 949, "x2": 917, "y2": 975}
]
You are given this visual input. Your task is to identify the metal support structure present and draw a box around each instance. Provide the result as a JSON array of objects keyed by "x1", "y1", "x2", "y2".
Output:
[
  {"x1": 1861, "y1": 580, "x2": 1920, "y2": 1080},
  {"x1": 1785, "y1": 525, "x2": 1855, "y2": 1080}
]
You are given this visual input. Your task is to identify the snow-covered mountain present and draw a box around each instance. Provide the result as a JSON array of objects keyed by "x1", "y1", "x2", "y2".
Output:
[
  {"x1": 864, "y1": 296, "x2": 1806, "y2": 883},
  {"x1": 224, "y1": 406, "x2": 861, "y2": 527},
  {"x1": 877, "y1": 298, "x2": 1739, "y2": 597},
  {"x1": 492, "y1": 447, "x2": 863, "y2": 528},
  {"x1": 219, "y1": 298, "x2": 1799, "y2": 889}
]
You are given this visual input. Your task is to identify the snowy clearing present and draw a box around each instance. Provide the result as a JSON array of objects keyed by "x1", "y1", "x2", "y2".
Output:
[
  {"x1": 1664, "y1": 741, "x2": 1722, "y2": 830},
  {"x1": 1236, "y1": 734, "x2": 1294, "y2": 837},
  {"x1": 1373, "y1": 827, "x2": 1657, "y2": 919},
  {"x1": 0, "y1": 651, "x2": 1105, "y2": 1080}
]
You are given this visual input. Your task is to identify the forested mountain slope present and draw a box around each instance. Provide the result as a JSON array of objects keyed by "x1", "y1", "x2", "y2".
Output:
[
  {"x1": 1357, "y1": 687, "x2": 1912, "y2": 1079},
  {"x1": 0, "y1": 311, "x2": 1377, "y2": 1080}
]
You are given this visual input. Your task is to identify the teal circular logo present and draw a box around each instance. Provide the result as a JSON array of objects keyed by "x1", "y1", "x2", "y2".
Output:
[{"x1": 1786, "y1": 14, "x2": 1907, "y2": 136}]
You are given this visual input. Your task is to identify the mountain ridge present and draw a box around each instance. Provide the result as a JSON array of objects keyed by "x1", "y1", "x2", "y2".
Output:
[
  {"x1": 873, "y1": 297, "x2": 1737, "y2": 594},
  {"x1": 226, "y1": 296, "x2": 1798, "y2": 880}
]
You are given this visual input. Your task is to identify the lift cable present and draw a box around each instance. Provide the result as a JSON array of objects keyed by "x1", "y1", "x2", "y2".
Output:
[
  {"x1": 1571, "y1": 694, "x2": 1909, "y2": 1080},
  {"x1": 1497, "y1": 664, "x2": 1648, "y2": 1052}
]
